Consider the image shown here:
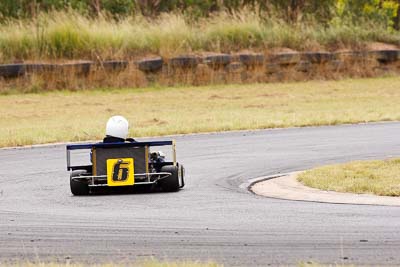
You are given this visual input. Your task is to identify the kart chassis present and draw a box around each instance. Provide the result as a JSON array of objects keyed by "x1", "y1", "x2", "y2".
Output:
[{"x1": 66, "y1": 140, "x2": 180, "y2": 187}]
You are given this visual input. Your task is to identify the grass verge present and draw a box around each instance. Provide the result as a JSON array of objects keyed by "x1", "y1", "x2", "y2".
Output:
[
  {"x1": 298, "y1": 159, "x2": 400, "y2": 197},
  {"x1": 1, "y1": 76, "x2": 400, "y2": 148}
]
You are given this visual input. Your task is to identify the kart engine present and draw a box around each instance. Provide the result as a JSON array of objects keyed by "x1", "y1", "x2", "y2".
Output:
[{"x1": 150, "y1": 151, "x2": 165, "y2": 163}]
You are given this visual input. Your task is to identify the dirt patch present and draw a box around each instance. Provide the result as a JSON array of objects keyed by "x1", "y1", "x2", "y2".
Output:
[
  {"x1": 268, "y1": 47, "x2": 298, "y2": 54},
  {"x1": 257, "y1": 93, "x2": 288, "y2": 98},
  {"x1": 209, "y1": 94, "x2": 223, "y2": 100},
  {"x1": 142, "y1": 118, "x2": 168, "y2": 126},
  {"x1": 367, "y1": 42, "x2": 400, "y2": 51},
  {"x1": 209, "y1": 95, "x2": 243, "y2": 100},
  {"x1": 244, "y1": 104, "x2": 269, "y2": 109}
]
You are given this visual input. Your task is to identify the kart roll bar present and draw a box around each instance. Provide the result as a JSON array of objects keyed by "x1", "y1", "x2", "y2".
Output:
[{"x1": 66, "y1": 140, "x2": 176, "y2": 171}]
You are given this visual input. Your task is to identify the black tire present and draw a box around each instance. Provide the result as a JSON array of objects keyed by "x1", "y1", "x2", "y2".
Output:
[
  {"x1": 137, "y1": 57, "x2": 163, "y2": 72},
  {"x1": 159, "y1": 165, "x2": 180, "y2": 192},
  {"x1": 178, "y1": 164, "x2": 185, "y2": 189},
  {"x1": 70, "y1": 170, "x2": 90, "y2": 196},
  {"x1": 0, "y1": 64, "x2": 25, "y2": 78}
]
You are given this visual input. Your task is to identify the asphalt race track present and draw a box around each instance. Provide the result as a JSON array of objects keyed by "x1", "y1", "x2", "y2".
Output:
[{"x1": 1, "y1": 122, "x2": 400, "y2": 266}]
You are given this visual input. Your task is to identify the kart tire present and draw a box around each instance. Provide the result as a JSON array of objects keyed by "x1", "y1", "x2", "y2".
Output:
[
  {"x1": 159, "y1": 165, "x2": 180, "y2": 192},
  {"x1": 178, "y1": 164, "x2": 185, "y2": 188},
  {"x1": 70, "y1": 170, "x2": 89, "y2": 196}
]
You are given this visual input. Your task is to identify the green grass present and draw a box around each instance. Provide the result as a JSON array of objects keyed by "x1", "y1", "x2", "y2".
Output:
[
  {"x1": 1, "y1": 77, "x2": 400, "y2": 148},
  {"x1": 298, "y1": 159, "x2": 400, "y2": 197},
  {"x1": 0, "y1": 10, "x2": 399, "y2": 62}
]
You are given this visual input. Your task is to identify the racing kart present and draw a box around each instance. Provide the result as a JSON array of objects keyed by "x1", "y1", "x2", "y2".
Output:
[{"x1": 66, "y1": 140, "x2": 185, "y2": 195}]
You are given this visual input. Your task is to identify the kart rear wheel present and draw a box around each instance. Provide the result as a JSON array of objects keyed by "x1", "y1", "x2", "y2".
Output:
[
  {"x1": 178, "y1": 164, "x2": 185, "y2": 188},
  {"x1": 70, "y1": 170, "x2": 89, "y2": 196},
  {"x1": 159, "y1": 165, "x2": 180, "y2": 192}
]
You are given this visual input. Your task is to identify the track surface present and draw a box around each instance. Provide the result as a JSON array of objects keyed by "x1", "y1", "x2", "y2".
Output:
[{"x1": 1, "y1": 123, "x2": 400, "y2": 266}]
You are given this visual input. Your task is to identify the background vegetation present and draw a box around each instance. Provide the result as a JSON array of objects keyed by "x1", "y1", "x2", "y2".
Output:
[
  {"x1": 1, "y1": 0, "x2": 400, "y2": 27},
  {"x1": 0, "y1": 1, "x2": 399, "y2": 62}
]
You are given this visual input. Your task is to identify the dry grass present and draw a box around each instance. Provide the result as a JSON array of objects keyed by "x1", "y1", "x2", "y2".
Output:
[
  {"x1": 1, "y1": 76, "x2": 400, "y2": 147},
  {"x1": 0, "y1": 55, "x2": 391, "y2": 94},
  {"x1": 298, "y1": 159, "x2": 400, "y2": 197},
  {"x1": 0, "y1": 63, "x2": 150, "y2": 94},
  {"x1": 0, "y1": 10, "x2": 399, "y2": 62}
]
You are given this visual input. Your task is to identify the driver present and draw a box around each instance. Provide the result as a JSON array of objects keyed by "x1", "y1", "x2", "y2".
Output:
[
  {"x1": 103, "y1": 115, "x2": 165, "y2": 163},
  {"x1": 103, "y1": 115, "x2": 135, "y2": 143}
]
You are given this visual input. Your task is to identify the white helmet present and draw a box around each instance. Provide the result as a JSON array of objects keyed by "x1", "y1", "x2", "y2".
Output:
[{"x1": 106, "y1": 115, "x2": 129, "y2": 139}]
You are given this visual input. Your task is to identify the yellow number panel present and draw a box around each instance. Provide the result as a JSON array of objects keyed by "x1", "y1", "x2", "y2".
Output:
[{"x1": 106, "y1": 158, "x2": 134, "y2": 186}]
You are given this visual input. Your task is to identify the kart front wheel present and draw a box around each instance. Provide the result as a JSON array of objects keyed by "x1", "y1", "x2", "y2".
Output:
[
  {"x1": 70, "y1": 170, "x2": 89, "y2": 196},
  {"x1": 159, "y1": 165, "x2": 180, "y2": 192}
]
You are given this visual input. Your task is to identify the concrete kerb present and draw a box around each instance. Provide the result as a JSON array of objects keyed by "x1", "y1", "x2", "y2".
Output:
[
  {"x1": 249, "y1": 171, "x2": 400, "y2": 207},
  {"x1": 239, "y1": 173, "x2": 288, "y2": 191}
]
